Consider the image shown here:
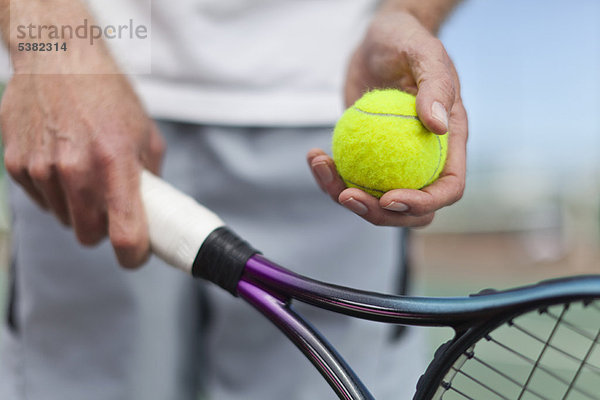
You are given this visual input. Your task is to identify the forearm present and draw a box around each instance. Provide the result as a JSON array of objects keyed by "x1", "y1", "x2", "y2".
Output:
[
  {"x1": 377, "y1": 0, "x2": 462, "y2": 34},
  {"x1": 0, "y1": 0, "x2": 10, "y2": 44}
]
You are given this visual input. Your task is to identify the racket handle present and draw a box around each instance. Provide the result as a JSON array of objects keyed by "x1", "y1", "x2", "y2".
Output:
[
  {"x1": 140, "y1": 170, "x2": 225, "y2": 274},
  {"x1": 140, "y1": 170, "x2": 258, "y2": 295}
]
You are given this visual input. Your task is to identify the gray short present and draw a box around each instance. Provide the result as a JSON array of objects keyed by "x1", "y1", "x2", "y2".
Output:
[{"x1": 0, "y1": 122, "x2": 425, "y2": 399}]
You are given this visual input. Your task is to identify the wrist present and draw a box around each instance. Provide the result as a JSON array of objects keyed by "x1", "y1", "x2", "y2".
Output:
[
  {"x1": 377, "y1": 0, "x2": 461, "y2": 34},
  {"x1": 10, "y1": 40, "x2": 120, "y2": 75},
  {"x1": 4, "y1": 0, "x2": 121, "y2": 75}
]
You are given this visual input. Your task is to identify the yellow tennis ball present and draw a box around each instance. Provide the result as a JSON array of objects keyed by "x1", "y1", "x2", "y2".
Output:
[{"x1": 332, "y1": 89, "x2": 448, "y2": 198}]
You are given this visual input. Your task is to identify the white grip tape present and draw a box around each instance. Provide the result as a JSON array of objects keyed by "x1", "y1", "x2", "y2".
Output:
[{"x1": 141, "y1": 170, "x2": 225, "y2": 274}]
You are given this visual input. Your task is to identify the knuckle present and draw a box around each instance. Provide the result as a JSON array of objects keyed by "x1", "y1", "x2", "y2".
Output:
[
  {"x1": 56, "y1": 157, "x2": 84, "y2": 180},
  {"x1": 93, "y1": 144, "x2": 119, "y2": 171},
  {"x1": 4, "y1": 152, "x2": 24, "y2": 178},
  {"x1": 28, "y1": 158, "x2": 52, "y2": 182},
  {"x1": 110, "y1": 229, "x2": 143, "y2": 254},
  {"x1": 432, "y1": 76, "x2": 455, "y2": 103}
]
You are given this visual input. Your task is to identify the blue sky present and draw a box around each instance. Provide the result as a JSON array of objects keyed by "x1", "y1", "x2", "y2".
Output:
[{"x1": 440, "y1": 0, "x2": 600, "y2": 175}]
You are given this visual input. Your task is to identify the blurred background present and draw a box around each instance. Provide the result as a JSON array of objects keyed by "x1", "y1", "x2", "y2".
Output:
[
  {"x1": 0, "y1": 0, "x2": 598, "y2": 380},
  {"x1": 412, "y1": 0, "x2": 599, "y2": 292},
  {"x1": 410, "y1": 0, "x2": 600, "y2": 351}
]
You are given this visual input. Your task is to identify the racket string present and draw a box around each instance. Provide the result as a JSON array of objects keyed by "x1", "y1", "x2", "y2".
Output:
[
  {"x1": 510, "y1": 322, "x2": 600, "y2": 376},
  {"x1": 443, "y1": 384, "x2": 477, "y2": 400},
  {"x1": 443, "y1": 351, "x2": 551, "y2": 400},
  {"x1": 516, "y1": 306, "x2": 568, "y2": 400},
  {"x1": 450, "y1": 366, "x2": 523, "y2": 400},
  {"x1": 468, "y1": 356, "x2": 549, "y2": 400},
  {"x1": 437, "y1": 300, "x2": 600, "y2": 400},
  {"x1": 486, "y1": 333, "x2": 598, "y2": 399},
  {"x1": 562, "y1": 328, "x2": 600, "y2": 399},
  {"x1": 546, "y1": 308, "x2": 600, "y2": 343}
]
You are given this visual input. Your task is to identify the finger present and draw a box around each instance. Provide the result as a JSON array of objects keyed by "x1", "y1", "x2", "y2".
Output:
[
  {"x1": 379, "y1": 101, "x2": 468, "y2": 216},
  {"x1": 56, "y1": 155, "x2": 108, "y2": 245},
  {"x1": 410, "y1": 38, "x2": 456, "y2": 135},
  {"x1": 3, "y1": 150, "x2": 48, "y2": 210},
  {"x1": 29, "y1": 159, "x2": 71, "y2": 226},
  {"x1": 1, "y1": 83, "x2": 49, "y2": 210},
  {"x1": 104, "y1": 160, "x2": 149, "y2": 269},
  {"x1": 338, "y1": 188, "x2": 435, "y2": 227},
  {"x1": 27, "y1": 131, "x2": 72, "y2": 225},
  {"x1": 378, "y1": 176, "x2": 462, "y2": 217},
  {"x1": 141, "y1": 123, "x2": 166, "y2": 175},
  {"x1": 307, "y1": 148, "x2": 347, "y2": 202},
  {"x1": 68, "y1": 197, "x2": 107, "y2": 246}
]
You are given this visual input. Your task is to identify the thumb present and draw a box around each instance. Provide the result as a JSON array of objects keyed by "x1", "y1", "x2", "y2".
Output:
[{"x1": 413, "y1": 48, "x2": 456, "y2": 135}]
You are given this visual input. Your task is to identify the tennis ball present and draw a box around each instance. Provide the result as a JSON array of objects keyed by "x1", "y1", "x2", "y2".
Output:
[{"x1": 332, "y1": 89, "x2": 448, "y2": 198}]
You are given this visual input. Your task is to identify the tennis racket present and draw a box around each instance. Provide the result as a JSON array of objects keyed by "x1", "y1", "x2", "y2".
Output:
[{"x1": 141, "y1": 170, "x2": 600, "y2": 400}]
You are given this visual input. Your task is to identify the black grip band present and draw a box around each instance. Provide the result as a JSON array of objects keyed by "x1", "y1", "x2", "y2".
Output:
[{"x1": 191, "y1": 227, "x2": 259, "y2": 296}]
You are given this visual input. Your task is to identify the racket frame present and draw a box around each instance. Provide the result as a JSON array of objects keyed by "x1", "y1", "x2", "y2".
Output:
[
  {"x1": 238, "y1": 254, "x2": 600, "y2": 400},
  {"x1": 140, "y1": 171, "x2": 600, "y2": 400}
]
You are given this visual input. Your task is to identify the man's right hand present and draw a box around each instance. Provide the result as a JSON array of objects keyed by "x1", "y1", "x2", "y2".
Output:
[{"x1": 1, "y1": 73, "x2": 165, "y2": 268}]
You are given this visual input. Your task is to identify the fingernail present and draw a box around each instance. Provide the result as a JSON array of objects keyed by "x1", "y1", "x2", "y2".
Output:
[
  {"x1": 383, "y1": 201, "x2": 409, "y2": 212},
  {"x1": 431, "y1": 101, "x2": 449, "y2": 130},
  {"x1": 313, "y1": 161, "x2": 333, "y2": 184},
  {"x1": 341, "y1": 197, "x2": 368, "y2": 216}
]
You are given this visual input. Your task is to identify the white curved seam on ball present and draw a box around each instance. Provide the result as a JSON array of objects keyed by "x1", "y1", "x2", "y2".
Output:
[
  {"x1": 422, "y1": 135, "x2": 444, "y2": 188},
  {"x1": 340, "y1": 176, "x2": 386, "y2": 194},
  {"x1": 352, "y1": 107, "x2": 419, "y2": 120}
]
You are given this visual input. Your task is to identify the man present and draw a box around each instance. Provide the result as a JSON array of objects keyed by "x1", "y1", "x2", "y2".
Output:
[{"x1": 0, "y1": 0, "x2": 467, "y2": 398}]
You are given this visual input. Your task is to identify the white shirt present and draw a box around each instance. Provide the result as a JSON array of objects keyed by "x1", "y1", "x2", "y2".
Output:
[{"x1": 91, "y1": 0, "x2": 378, "y2": 126}]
